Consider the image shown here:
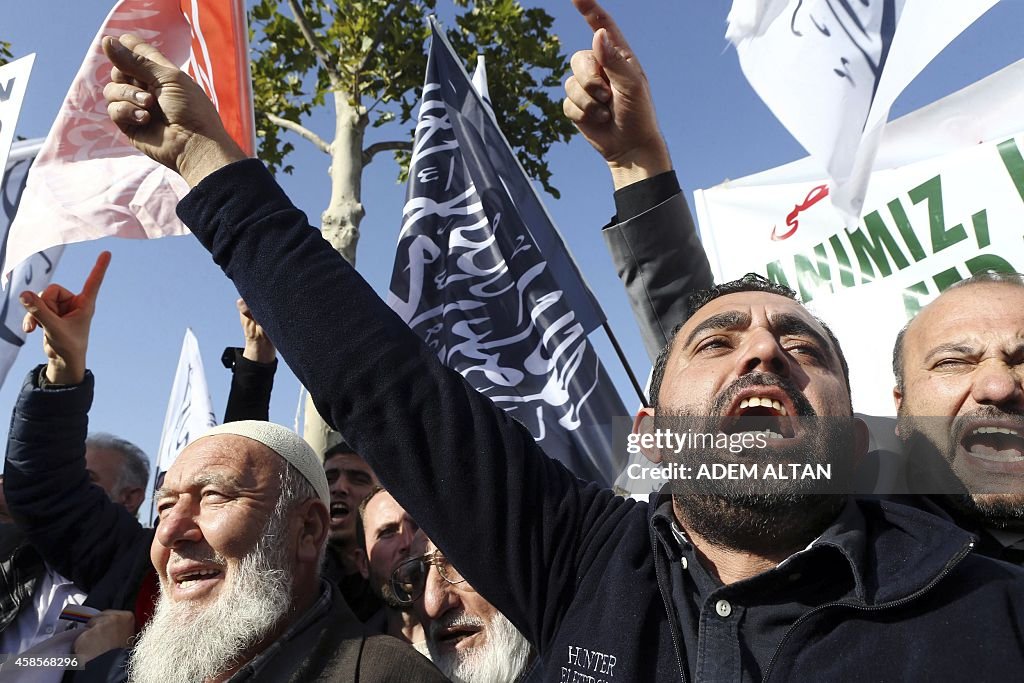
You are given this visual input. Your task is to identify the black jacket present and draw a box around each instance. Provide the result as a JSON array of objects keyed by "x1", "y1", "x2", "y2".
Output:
[
  {"x1": 221, "y1": 347, "x2": 277, "y2": 422},
  {"x1": 0, "y1": 523, "x2": 45, "y2": 633},
  {"x1": 3, "y1": 369, "x2": 154, "y2": 615},
  {"x1": 602, "y1": 176, "x2": 714, "y2": 362},
  {"x1": 178, "y1": 159, "x2": 1024, "y2": 681}
]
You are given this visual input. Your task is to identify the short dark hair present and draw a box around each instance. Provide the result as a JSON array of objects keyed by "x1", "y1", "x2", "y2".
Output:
[
  {"x1": 323, "y1": 439, "x2": 356, "y2": 461},
  {"x1": 892, "y1": 270, "x2": 1024, "y2": 392},
  {"x1": 355, "y1": 484, "x2": 386, "y2": 553},
  {"x1": 648, "y1": 273, "x2": 851, "y2": 409}
]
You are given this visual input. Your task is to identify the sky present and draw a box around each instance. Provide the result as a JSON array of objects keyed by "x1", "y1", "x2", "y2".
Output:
[{"x1": 1, "y1": 0, "x2": 1023, "y2": 478}]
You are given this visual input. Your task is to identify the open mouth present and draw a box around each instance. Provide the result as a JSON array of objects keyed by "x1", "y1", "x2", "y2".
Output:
[
  {"x1": 722, "y1": 394, "x2": 796, "y2": 440},
  {"x1": 330, "y1": 501, "x2": 350, "y2": 524},
  {"x1": 960, "y1": 425, "x2": 1024, "y2": 463},
  {"x1": 435, "y1": 624, "x2": 482, "y2": 651},
  {"x1": 170, "y1": 564, "x2": 225, "y2": 597},
  {"x1": 176, "y1": 568, "x2": 222, "y2": 585}
]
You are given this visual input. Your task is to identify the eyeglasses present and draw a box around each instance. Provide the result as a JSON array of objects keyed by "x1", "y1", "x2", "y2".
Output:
[{"x1": 390, "y1": 549, "x2": 470, "y2": 605}]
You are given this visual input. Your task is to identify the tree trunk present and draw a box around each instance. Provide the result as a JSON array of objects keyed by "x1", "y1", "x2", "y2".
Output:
[
  {"x1": 321, "y1": 92, "x2": 366, "y2": 265},
  {"x1": 304, "y1": 92, "x2": 368, "y2": 457}
]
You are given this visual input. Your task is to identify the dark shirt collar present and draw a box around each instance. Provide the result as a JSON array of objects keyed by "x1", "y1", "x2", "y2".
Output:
[
  {"x1": 651, "y1": 494, "x2": 867, "y2": 602},
  {"x1": 227, "y1": 580, "x2": 333, "y2": 682}
]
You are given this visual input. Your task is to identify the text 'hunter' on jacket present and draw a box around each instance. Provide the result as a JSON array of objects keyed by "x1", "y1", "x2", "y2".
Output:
[{"x1": 178, "y1": 159, "x2": 1024, "y2": 682}]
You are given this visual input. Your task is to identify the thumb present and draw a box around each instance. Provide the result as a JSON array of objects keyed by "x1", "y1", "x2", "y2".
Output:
[
  {"x1": 19, "y1": 291, "x2": 60, "y2": 332},
  {"x1": 593, "y1": 28, "x2": 643, "y2": 92},
  {"x1": 102, "y1": 35, "x2": 176, "y2": 86},
  {"x1": 237, "y1": 298, "x2": 253, "y2": 319}
]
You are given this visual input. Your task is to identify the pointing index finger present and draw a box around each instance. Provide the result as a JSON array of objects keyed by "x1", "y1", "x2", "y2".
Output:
[
  {"x1": 80, "y1": 251, "x2": 112, "y2": 302},
  {"x1": 572, "y1": 0, "x2": 631, "y2": 51}
]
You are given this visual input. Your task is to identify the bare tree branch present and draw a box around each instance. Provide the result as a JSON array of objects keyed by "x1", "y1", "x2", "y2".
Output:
[
  {"x1": 267, "y1": 113, "x2": 332, "y2": 155},
  {"x1": 363, "y1": 140, "x2": 412, "y2": 166},
  {"x1": 355, "y1": 0, "x2": 414, "y2": 76},
  {"x1": 286, "y1": 0, "x2": 342, "y2": 88}
]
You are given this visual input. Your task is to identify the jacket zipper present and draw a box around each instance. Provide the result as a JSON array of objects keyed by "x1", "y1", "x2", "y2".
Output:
[
  {"x1": 762, "y1": 539, "x2": 975, "y2": 681},
  {"x1": 651, "y1": 524, "x2": 688, "y2": 683}
]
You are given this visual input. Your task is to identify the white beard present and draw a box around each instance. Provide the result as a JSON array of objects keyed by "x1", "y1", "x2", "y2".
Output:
[
  {"x1": 426, "y1": 610, "x2": 532, "y2": 683},
  {"x1": 128, "y1": 529, "x2": 293, "y2": 683}
]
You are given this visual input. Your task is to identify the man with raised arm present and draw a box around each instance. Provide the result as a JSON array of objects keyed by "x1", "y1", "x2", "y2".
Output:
[
  {"x1": 563, "y1": 0, "x2": 713, "y2": 361},
  {"x1": 101, "y1": 31, "x2": 1024, "y2": 681},
  {"x1": 3, "y1": 252, "x2": 156, "y2": 672},
  {"x1": 564, "y1": 0, "x2": 1024, "y2": 569},
  {"x1": 221, "y1": 298, "x2": 278, "y2": 423}
]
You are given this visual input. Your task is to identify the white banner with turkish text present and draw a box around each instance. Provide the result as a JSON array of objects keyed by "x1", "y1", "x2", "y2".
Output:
[{"x1": 694, "y1": 59, "x2": 1024, "y2": 416}]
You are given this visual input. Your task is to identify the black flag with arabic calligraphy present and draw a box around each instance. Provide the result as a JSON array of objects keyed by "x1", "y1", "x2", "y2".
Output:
[{"x1": 386, "y1": 20, "x2": 626, "y2": 486}]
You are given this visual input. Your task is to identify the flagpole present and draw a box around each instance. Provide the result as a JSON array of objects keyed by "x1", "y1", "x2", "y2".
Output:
[
  {"x1": 148, "y1": 466, "x2": 160, "y2": 527},
  {"x1": 601, "y1": 322, "x2": 648, "y2": 408}
]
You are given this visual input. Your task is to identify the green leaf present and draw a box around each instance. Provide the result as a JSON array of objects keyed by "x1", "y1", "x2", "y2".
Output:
[{"x1": 249, "y1": 0, "x2": 575, "y2": 253}]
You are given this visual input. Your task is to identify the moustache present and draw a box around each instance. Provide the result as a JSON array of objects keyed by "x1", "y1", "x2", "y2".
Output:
[
  {"x1": 951, "y1": 406, "x2": 1024, "y2": 443},
  {"x1": 712, "y1": 372, "x2": 816, "y2": 417},
  {"x1": 429, "y1": 611, "x2": 486, "y2": 641}
]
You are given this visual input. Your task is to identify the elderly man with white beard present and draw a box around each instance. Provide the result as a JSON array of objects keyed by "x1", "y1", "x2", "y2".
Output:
[
  {"x1": 391, "y1": 530, "x2": 534, "y2": 683},
  {"x1": 10, "y1": 254, "x2": 446, "y2": 683}
]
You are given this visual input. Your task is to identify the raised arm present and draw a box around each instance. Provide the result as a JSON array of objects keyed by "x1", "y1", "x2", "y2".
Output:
[
  {"x1": 222, "y1": 298, "x2": 277, "y2": 423},
  {"x1": 102, "y1": 34, "x2": 633, "y2": 650},
  {"x1": 563, "y1": 0, "x2": 671, "y2": 188},
  {"x1": 21, "y1": 250, "x2": 110, "y2": 386},
  {"x1": 4, "y1": 253, "x2": 148, "y2": 591},
  {"x1": 564, "y1": 0, "x2": 714, "y2": 361}
]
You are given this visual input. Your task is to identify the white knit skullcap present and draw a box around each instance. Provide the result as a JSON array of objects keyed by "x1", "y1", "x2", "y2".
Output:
[{"x1": 193, "y1": 421, "x2": 329, "y2": 506}]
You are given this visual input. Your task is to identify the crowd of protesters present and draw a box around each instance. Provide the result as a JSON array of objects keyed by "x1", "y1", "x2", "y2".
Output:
[{"x1": 1, "y1": 0, "x2": 1024, "y2": 681}]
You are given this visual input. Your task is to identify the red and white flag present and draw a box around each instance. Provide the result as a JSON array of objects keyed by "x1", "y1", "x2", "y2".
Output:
[{"x1": 2, "y1": 0, "x2": 255, "y2": 279}]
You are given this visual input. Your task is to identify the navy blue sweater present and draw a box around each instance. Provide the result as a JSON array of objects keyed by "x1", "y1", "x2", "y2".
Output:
[{"x1": 179, "y1": 160, "x2": 1024, "y2": 682}]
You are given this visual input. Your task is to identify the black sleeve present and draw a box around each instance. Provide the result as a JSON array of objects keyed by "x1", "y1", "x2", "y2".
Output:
[
  {"x1": 177, "y1": 159, "x2": 635, "y2": 651},
  {"x1": 221, "y1": 347, "x2": 277, "y2": 423},
  {"x1": 602, "y1": 188, "x2": 715, "y2": 363},
  {"x1": 3, "y1": 368, "x2": 147, "y2": 592},
  {"x1": 611, "y1": 170, "x2": 681, "y2": 224}
]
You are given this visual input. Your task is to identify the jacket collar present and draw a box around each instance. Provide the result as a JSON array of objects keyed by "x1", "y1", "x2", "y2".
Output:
[{"x1": 648, "y1": 489, "x2": 975, "y2": 606}]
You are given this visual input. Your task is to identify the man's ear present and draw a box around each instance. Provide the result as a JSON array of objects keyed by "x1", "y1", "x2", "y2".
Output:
[
  {"x1": 294, "y1": 499, "x2": 330, "y2": 565},
  {"x1": 353, "y1": 548, "x2": 369, "y2": 580},
  {"x1": 852, "y1": 416, "x2": 870, "y2": 463},
  {"x1": 632, "y1": 408, "x2": 663, "y2": 464},
  {"x1": 892, "y1": 385, "x2": 904, "y2": 438},
  {"x1": 120, "y1": 487, "x2": 146, "y2": 516}
]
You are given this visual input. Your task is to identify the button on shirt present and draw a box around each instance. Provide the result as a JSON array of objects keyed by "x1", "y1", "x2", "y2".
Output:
[
  {"x1": 651, "y1": 498, "x2": 862, "y2": 682},
  {"x1": 0, "y1": 564, "x2": 86, "y2": 655}
]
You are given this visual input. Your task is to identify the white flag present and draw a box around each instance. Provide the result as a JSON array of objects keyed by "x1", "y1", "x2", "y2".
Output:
[
  {"x1": 0, "y1": 54, "x2": 35, "y2": 181},
  {"x1": 726, "y1": 0, "x2": 999, "y2": 221},
  {"x1": 470, "y1": 56, "x2": 491, "y2": 108},
  {"x1": 0, "y1": 140, "x2": 63, "y2": 390},
  {"x1": 156, "y1": 329, "x2": 217, "y2": 474}
]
